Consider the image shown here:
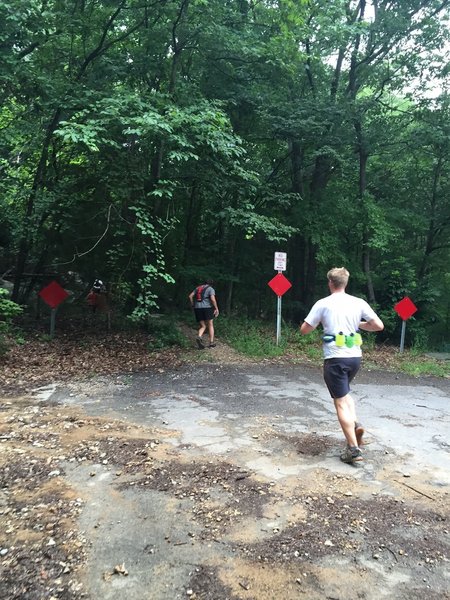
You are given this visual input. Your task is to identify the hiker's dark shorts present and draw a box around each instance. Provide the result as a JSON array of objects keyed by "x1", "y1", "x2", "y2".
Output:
[
  {"x1": 323, "y1": 357, "x2": 361, "y2": 399},
  {"x1": 194, "y1": 307, "x2": 214, "y2": 322}
]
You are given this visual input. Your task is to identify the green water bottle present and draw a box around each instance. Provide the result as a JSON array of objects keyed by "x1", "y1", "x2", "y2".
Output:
[
  {"x1": 335, "y1": 331, "x2": 345, "y2": 347},
  {"x1": 345, "y1": 333, "x2": 355, "y2": 348},
  {"x1": 354, "y1": 332, "x2": 362, "y2": 346}
]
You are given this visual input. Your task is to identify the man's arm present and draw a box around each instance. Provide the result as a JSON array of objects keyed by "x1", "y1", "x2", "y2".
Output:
[
  {"x1": 210, "y1": 294, "x2": 219, "y2": 316},
  {"x1": 359, "y1": 316, "x2": 384, "y2": 332},
  {"x1": 188, "y1": 291, "x2": 195, "y2": 307},
  {"x1": 300, "y1": 321, "x2": 315, "y2": 335}
]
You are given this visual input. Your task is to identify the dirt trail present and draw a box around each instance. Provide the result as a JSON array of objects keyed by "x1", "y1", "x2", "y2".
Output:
[
  {"x1": 1, "y1": 335, "x2": 449, "y2": 600},
  {"x1": 178, "y1": 322, "x2": 249, "y2": 364}
]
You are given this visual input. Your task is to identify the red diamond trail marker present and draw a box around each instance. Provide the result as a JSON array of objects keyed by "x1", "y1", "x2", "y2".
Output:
[
  {"x1": 393, "y1": 296, "x2": 418, "y2": 353},
  {"x1": 394, "y1": 297, "x2": 417, "y2": 321},
  {"x1": 268, "y1": 273, "x2": 292, "y2": 297},
  {"x1": 38, "y1": 281, "x2": 69, "y2": 337},
  {"x1": 39, "y1": 281, "x2": 69, "y2": 309}
]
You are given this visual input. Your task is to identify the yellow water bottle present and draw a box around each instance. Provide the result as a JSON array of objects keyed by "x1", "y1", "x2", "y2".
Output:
[
  {"x1": 335, "y1": 332, "x2": 345, "y2": 347},
  {"x1": 345, "y1": 333, "x2": 355, "y2": 348},
  {"x1": 354, "y1": 332, "x2": 362, "y2": 346}
]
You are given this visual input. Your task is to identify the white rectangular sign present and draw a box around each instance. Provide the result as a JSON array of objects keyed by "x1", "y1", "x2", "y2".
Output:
[{"x1": 274, "y1": 252, "x2": 287, "y2": 271}]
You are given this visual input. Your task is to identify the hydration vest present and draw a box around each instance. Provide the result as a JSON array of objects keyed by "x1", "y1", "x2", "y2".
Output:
[
  {"x1": 322, "y1": 332, "x2": 362, "y2": 347},
  {"x1": 195, "y1": 285, "x2": 210, "y2": 303}
]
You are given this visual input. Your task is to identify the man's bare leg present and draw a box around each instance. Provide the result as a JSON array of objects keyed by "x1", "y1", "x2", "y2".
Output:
[
  {"x1": 206, "y1": 320, "x2": 215, "y2": 345},
  {"x1": 197, "y1": 320, "x2": 206, "y2": 338},
  {"x1": 334, "y1": 394, "x2": 359, "y2": 447},
  {"x1": 196, "y1": 320, "x2": 206, "y2": 348}
]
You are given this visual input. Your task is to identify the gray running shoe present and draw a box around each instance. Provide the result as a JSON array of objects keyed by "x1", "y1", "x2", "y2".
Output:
[
  {"x1": 209, "y1": 343, "x2": 216, "y2": 348},
  {"x1": 355, "y1": 422, "x2": 365, "y2": 447},
  {"x1": 340, "y1": 446, "x2": 363, "y2": 464},
  {"x1": 196, "y1": 337, "x2": 205, "y2": 349}
]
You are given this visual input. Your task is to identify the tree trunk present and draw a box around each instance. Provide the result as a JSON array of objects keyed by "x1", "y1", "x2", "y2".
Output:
[
  {"x1": 12, "y1": 109, "x2": 62, "y2": 302},
  {"x1": 183, "y1": 181, "x2": 199, "y2": 265},
  {"x1": 224, "y1": 235, "x2": 237, "y2": 316},
  {"x1": 355, "y1": 118, "x2": 376, "y2": 303},
  {"x1": 304, "y1": 238, "x2": 317, "y2": 308},
  {"x1": 289, "y1": 140, "x2": 307, "y2": 312},
  {"x1": 303, "y1": 153, "x2": 333, "y2": 304},
  {"x1": 225, "y1": 278, "x2": 233, "y2": 316},
  {"x1": 418, "y1": 155, "x2": 443, "y2": 281}
]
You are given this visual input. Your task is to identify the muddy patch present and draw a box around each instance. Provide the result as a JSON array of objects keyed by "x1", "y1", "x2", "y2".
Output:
[
  {"x1": 242, "y1": 493, "x2": 448, "y2": 566},
  {"x1": 0, "y1": 476, "x2": 86, "y2": 600},
  {"x1": 273, "y1": 432, "x2": 336, "y2": 456},
  {"x1": 120, "y1": 460, "x2": 275, "y2": 538},
  {"x1": 70, "y1": 436, "x2": 167, "y2": 475},
  {"x1": 186, "y1": 564, "x2": 241, "y2": 600},
  {"x1": 1, "y1": 361, "x2": 449, "y2": 600},
  {"x1": 0, "y1": 400, "x2": 169, "y2": 600}
]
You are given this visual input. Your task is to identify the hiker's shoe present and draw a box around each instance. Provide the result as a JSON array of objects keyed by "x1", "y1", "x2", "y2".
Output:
[
  {"x1": 355, "y1": 422, "x2": 365, "y2": 447},
  {"x1": 196, "y1": 337, "x2": 205, "y2": 349},
  {"x1": 340, "y1": 445, "x2": 363, "y2": 464},
  {"x1": 209, "y1": 343, "x2": 216, "y2": 348}
]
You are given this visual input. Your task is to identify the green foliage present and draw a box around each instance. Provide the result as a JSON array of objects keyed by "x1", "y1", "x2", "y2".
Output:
[
  {"x1": 129, "y1": 262, "x2": 176, "y2": 324},
  {"x1": 220, "y1": 207, "x2": 298, "y2": 242},
  {"x1": 399, "y1": 356, "x2": 449, "y2": 378},
  {"x1": 217, "y1": 315, "x2": 448, "y2": 377},
  {"x1": 215, "y1": 316, "x2": 325, "y2": 360},
  {"x1": 0, "y1": 289, "x2": 22, "y2": 321},
  {"x1": 146, "y1": 318, "x2": 189, "y2": 350},
  {"x1": 0, "y1": 325, "x2": 10, "y2": 356},
  {"x1": 215, "y1": 316, "x2": 286, "y2": 358},
  {"x1": 1, "y1": 0, "x2": 450, "y2": 353},
  {"x1": 407, "y1": 320, "x2": 430, "y2": 353},
  {"x1": 378, "y1": 258, "x2": 417, "y2": 305},
  {"x1": 0, "y1": 289, "x2": 23, "y2": 354},
  {"x1": 292, "y1": 332, "x2": 323, "y2": 361},
  {"x1": 287, "y1": 326, "x2": 322, "y2": 353}
]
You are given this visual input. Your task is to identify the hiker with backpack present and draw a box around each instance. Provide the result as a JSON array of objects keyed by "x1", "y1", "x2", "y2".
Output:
[
  {"x1": 188, "y1": 280, "x2": 219, "y2": 349},
  {"x1": 86, "y1": 279, "x2": 107, "y2": 313}
]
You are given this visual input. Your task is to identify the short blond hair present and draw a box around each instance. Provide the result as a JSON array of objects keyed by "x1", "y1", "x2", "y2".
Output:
[{"x1": 327, "y1": 267, "x2": 349, "y2": 289}]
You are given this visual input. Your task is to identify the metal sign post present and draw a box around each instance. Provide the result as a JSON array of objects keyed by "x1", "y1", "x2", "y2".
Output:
[
  {"x1": 399, "y1": 320, "x2": 406, "y2": 353},
  {"x1": 276, "y1": 287, "x2": 282, "y2": 345},
  {"x1": 50, "y1": 308, "x2": 57, "y2": 338},
  {"x1": 268, "y1": 253, "x2": 291, "y2": 346},
  {"x1": 394, "y1": 297, "x2": 418, "y2": 353}
]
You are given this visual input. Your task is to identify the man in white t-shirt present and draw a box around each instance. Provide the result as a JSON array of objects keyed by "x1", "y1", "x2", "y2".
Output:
[{"x1": 300, "y1": 267, "x2": 384, "y2": 464}]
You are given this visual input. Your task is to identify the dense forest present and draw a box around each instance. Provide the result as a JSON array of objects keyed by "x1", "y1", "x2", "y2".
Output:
[{"x1": 1, "y1": 0, "x2": 449, "y2": 349}]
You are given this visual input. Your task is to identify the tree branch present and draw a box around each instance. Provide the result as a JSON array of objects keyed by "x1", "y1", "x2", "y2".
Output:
[
  {"x1": 77, "y1": 1, "x2": 145, "y2": 80},
  {"x1": 51, "y1": 205, "x2": 113, "y2": 266}
]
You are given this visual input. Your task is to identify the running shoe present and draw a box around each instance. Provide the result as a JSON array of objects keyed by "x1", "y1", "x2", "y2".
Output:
[{"x1": 340, "y1": 446, "x2": 363, "y2": 464}]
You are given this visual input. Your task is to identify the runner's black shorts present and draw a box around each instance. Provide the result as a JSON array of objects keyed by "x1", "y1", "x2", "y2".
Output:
[
  {"x1": 323, "y1": 357, "x2": 361, "y2": 399},
  {"x1": 194, "y1": 307, "x2": 215, "y2": 322}
]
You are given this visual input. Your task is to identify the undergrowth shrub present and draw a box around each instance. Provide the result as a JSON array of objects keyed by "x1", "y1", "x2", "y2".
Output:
[
  {"x1": 216, "y1": 316, "x2": 288, "y2": 358},
  {"x1": 147, "y1": 317, "x2": 188, "y2": 350},
  {"x1": 0, "y1": 289, "x2": 23, "y2": 355}
]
